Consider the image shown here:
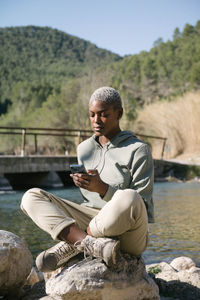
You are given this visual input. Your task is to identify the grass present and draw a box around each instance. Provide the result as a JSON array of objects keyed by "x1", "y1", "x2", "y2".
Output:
[
  {"x1": 133, "y1": 90, "x2": 200, "y2": 159},
  {"x1": 148, "y1": 265, "x2": 162, "y2": 275}
]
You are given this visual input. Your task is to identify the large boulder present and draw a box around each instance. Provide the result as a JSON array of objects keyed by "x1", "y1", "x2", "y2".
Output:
[
  {"x1": 44, "y1": 254, "x2": 160, "y2": 300},
  {"x1": 0, "y1": 230, "x2": 33, "y2": 297}
]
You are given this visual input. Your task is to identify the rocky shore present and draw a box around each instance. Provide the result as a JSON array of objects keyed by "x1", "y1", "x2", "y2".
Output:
[{"x1": 1, "y1": 230, "x2": 200, "y2": 300}]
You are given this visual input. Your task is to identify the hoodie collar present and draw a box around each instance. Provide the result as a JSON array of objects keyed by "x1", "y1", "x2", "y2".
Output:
[{"x1": 92, "y1": 130, "x2": 137, "y2": 148}]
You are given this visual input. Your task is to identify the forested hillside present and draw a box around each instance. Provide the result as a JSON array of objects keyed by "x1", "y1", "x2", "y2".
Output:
[
  {"x1": 0, "y1": 22, "x2": 200, "y2": 155},
  {"x1": 0, "y1": 26, "x2": 120, "y2": 114},
  {"x1": 108, "y1": 21, "x2": 200, "y2": 120}
]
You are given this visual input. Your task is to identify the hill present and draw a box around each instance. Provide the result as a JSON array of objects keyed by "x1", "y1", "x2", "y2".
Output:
[{"x1": 0, "y1": 26, "x2": 121, "y2": 114}]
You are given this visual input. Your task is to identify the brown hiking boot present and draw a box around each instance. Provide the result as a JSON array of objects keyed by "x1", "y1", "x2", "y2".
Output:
[{"x1": 36, "y1": 241, "x2": 81, "y2": 272}]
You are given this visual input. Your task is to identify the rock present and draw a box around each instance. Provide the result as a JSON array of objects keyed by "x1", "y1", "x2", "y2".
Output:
[
  {"x1": 21, "y1": 267, "x2": 46, "y2": 299},
  {"x1": 170, "y1": 256, "x2": 196, "y2": 271},
  {"x1": 44, "y1": 254, "x2": 160, "y2": 300},
  {"x1": 26, "y1": 267, "x2": 44, "y2": 287},
  {"x1": 0, "y1": 230, "x2": 33, "y2": 298},
  {"x1": 21, "y1": 280, "x2": 47, "y2": 300},
  {"x1": 147, "y1": 256, "x2": 200, "y2": 300}
]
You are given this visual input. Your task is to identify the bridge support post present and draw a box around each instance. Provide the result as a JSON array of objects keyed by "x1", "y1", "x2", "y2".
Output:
[
  {"x1": 21, "y1": 129, "x2": 26, "y2": 156},
  {"x1": 34, "y1": 134, "x2": 38, "y2": 154}
]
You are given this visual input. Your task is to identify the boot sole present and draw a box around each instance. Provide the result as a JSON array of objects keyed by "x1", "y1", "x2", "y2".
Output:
[{"x1": 105, "y1": 239, "x2": 121, "y2": 267}]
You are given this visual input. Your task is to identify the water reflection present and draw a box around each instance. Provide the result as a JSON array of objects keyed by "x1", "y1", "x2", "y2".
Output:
[{"x1": 0, "y1": 182, "x2": 199, "y2": 264}]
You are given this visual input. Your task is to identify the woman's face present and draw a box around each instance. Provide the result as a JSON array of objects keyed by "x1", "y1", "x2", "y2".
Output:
[{"x1": 89, "y1": 100, "x2": 123, "y2": 140}]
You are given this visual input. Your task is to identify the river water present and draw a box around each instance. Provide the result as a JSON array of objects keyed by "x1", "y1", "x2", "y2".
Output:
[{"x1": 0, "y1": 181, "x2": 199, "y2": 265}]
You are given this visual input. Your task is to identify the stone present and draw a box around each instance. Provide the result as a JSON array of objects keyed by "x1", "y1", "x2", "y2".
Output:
[
  {"x1": 44, "y1": 254, "x2": 160, "y2": 300},
  {"x1": 0, "y1": 230, "x2": 33, "y2": 298},
  {"x1": 21, "y1": 280, "x2": 47, "y2": 300},
  {"x1": 178, "y1": 267, "x2": 200, "y2": 289},
  {"x1": 170, "y1": 256, "x2": 196, "y2": 271},
  {"x1": 147, "y1": 256, "x2": 200, "y2": 300},
  {"x1": 26, "y1": 267, "x2": 44, "y2": 287}
]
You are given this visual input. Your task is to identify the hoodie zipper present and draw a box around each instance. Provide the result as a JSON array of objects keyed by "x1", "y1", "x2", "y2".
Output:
[
  {"x1": 96, "y1": 144, "x2": 109, "y2": 174},
  {"x1": 91, "y1": 143, "x2": 109, "y2": 173}
]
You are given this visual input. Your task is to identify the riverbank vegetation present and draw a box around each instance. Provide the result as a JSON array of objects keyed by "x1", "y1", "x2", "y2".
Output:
[
  {"x1": 0, "y1": 21, "x2": 200, "y2": 157},
  {"x1": 134, "y1": 91, "x2": 200, "y2": 159}
]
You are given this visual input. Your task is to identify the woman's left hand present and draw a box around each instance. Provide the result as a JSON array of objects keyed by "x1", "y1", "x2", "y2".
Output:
[{"x1": 70, "y1": 169, "x2": 108, "y2": 197}]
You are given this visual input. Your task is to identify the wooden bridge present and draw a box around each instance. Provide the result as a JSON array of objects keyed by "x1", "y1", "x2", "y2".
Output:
[
  {"x1": 3, "y1": 126, "x2": 196, "y2": 190},
  {"x1": 0, "y1": 126, "x2": 93, "y2": 156},
  {"x1": 0, "y1": 126, "x2": 167, "y2": 157}
]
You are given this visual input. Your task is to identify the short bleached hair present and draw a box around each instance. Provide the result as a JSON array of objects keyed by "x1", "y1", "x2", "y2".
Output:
[{"x1": 89, "y1": 87, "x2": 122, "y2": 110}]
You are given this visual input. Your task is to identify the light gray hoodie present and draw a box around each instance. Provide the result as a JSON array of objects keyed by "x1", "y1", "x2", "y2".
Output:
[{"x1": 77, "y1": 130, "x2": 154, "y2": 223}]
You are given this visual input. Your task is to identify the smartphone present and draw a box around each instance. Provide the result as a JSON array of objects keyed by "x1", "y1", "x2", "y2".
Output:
[{"x1": 70, "y1": 164, "x2": 87, "y2": 174}]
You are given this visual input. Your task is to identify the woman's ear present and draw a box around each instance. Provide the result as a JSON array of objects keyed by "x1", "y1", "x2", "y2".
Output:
[{"x1": 118, "y1": 108, "x2": 123, "y2": 119}]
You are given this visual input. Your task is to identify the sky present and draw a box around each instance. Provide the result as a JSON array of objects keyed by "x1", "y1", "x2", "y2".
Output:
[{"x1": 0, "y1": 0, "x2": 200, "y2": 56}]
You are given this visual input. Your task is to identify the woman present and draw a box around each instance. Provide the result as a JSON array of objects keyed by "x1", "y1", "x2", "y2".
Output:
[{"x1": 21, "y1": 87, "x2": 154, "y2": 272}]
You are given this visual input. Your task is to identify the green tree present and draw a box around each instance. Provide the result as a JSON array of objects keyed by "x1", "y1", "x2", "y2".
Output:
[
  {"x1": 153, "y1": 37, "x2": 164, "y2": 47},
  {"x1": 173, "y1": 27, "x2": 181, "y2": 40},
  {"x1": 190, "y1": 62, "x2": 200, "y2": 85},
  {"x1": 182, "y1": 24, "x2": 195, "y2": 37}
]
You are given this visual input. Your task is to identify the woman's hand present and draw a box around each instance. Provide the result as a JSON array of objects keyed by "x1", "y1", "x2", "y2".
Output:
[{"x1": 70, "y1": 169, "x2": 108, "y2": 197}]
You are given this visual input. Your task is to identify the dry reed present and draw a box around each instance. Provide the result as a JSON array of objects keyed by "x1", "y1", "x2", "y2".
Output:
[{"x1": 133, "y1": 91, "x2": 200, "y2": 159}]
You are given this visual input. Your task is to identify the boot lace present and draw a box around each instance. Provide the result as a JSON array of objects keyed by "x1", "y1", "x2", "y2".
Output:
[
  {"x1": 74, "y1": 237, "x2": 103, "y2": 259},
  {"x1": 52, "y1": 242, "x2": 78, "y2": 260}
]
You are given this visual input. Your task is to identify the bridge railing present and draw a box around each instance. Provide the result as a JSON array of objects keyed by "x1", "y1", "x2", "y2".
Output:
[{"x1": 0, "y1": 126, "x2": 167, "y2": 159}]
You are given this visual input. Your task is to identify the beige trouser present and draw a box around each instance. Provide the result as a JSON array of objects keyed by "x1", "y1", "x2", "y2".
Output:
[{"x1": 21, "y1": 188, "x2": 149, "y2": 256}]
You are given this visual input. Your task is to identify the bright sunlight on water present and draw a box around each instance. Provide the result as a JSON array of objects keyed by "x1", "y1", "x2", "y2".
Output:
[{"x1": 0, "y1": 182, "x2": 199, "y2": 265}]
